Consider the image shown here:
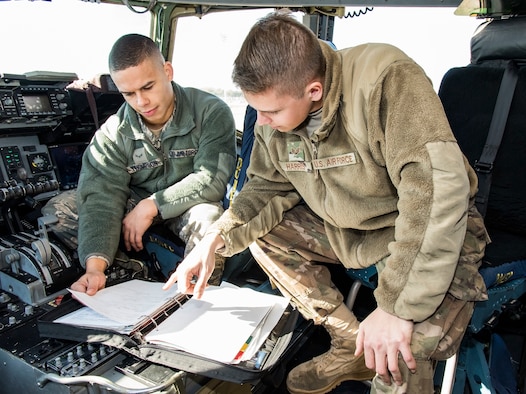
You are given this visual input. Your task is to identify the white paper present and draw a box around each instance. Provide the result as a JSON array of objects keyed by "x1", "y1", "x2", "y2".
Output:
[
  {"x1": 145, "y1": 283, "x2": 289, "y2": 363},
  {"x1": 66, "y1": 279, "x2": 180, "y2": 326},
  {"x1": 238, "y1": 293, "x2": 289, "y2": 363},
  {"x1": 54, "y1": 306, "x2": 136, "y2": 334},
  {"x1": 54, "y1": 280, "x2": 289, "y2": 364}
]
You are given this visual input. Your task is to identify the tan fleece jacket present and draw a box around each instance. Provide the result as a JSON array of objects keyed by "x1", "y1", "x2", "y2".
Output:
[{"x1": 209, "y1": 42, "x2": 484, "y2": 322}]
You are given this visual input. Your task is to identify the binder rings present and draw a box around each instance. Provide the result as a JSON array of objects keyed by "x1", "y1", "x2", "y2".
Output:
[{"x1": 37, "y1": 279, "x2": 310, "y2": 384}]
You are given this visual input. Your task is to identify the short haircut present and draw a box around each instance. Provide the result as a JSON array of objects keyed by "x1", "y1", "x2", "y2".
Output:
[
  {"x1": 232, "y1": 11, "x2": 325, "y2": 98},
  {"x1": 108, "y1": 34, "x2": 164, "y2": 73}
]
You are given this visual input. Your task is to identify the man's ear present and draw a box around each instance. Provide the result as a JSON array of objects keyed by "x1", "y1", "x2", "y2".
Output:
[
  {"x1": 306, "y1": 81, "x2": 323, "y2": 102},
  {"x1": 164, "y1": 61, "x2": 174, "y2": 80}
]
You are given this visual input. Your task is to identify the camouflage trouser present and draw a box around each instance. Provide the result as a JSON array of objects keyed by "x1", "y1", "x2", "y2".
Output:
[
  {"x1": 249, "y1": 204, "x2": 488, "y2": 394},
  {"x1": 41, "y1": 190, "x2": 80, "y2": 251},
  {"x1": 162, "y1": 199, "x2": 226, "y2": 285},
  {"x1": 41, "y1": 190, "x2": 225, "y2": 278}
]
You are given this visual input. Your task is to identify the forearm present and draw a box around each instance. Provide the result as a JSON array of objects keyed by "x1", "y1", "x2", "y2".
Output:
[
  {"x1": 375, "y1": 142, "x2": 470, "y2": 322},
  {"x1": 209, "y1": 186, "x2": 302, "y2": 256},
  {"x1": 85, "y1": 256, "x2": 109, "y2": 273},
  {"x1": 153, "y1": 152, "x2": 235, "y2": 219}
]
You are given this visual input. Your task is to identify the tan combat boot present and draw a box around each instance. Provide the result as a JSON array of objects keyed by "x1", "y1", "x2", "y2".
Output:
[{"x1": 286, "y1": 303, "x2": 375, "y2": 394}]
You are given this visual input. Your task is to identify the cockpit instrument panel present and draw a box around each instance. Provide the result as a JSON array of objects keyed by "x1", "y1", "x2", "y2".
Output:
[{"x1": 0, "y1": 73, "x2": 74, "y2": 130}]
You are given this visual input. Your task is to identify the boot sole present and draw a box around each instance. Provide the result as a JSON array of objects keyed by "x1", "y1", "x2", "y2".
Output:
[{"x1": 286, "y1": 371, "x2": 375, "y2": 394}]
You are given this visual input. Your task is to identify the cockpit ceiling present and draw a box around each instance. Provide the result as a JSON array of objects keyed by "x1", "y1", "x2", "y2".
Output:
[{"x1": 99, "y1": 0, "x2": 464, "y2": 10}]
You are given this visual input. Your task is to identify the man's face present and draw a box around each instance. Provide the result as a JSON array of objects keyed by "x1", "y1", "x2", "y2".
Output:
[
  {"x1": 245, "y1": 84, "x2": 322, "y2": 132},
  {"x1": 112, "y1": 57, "x2": 175, "y2": 129}
]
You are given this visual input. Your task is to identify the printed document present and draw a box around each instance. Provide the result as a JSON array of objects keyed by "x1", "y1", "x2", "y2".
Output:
[
  {"x1": 144, "y1": 282, "x2": 289, "y2": 363},
  {"x1": 55, "y1": 279, "x2": 181, "y2": 334},
  {"x1": 54, "y1": 280, "x2": 289, "y2": 364}
]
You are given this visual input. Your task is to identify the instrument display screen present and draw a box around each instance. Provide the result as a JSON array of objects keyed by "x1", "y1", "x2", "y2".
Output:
[{"x1": 21, "y1": 94, "x2": 52, "y2": 113}]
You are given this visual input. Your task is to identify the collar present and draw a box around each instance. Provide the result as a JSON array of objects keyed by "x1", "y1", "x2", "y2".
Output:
[{"x1": 138, "y1": 108, "x2": 176, "y2": 150}]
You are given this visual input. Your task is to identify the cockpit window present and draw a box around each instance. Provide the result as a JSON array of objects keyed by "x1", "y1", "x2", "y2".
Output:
[
  {"x1": 171, "y1": 9, "x2": 272, "y2": 129},
  {"x1": 0, "y1": 0, "x2": 150, "y2": 79}
]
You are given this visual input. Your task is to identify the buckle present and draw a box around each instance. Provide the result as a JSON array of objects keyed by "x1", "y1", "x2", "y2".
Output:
[{"x1": 474, "y1": 160, "x2": 493, "y2": 174}]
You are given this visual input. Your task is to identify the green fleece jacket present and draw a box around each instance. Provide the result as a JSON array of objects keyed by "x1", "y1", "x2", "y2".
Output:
[
  {"x1": 208, "y1": 42, "x2": 486, "y2": 322},
  {"x1": 77, "y1": 82, "x2": 236, "y2": 266}
]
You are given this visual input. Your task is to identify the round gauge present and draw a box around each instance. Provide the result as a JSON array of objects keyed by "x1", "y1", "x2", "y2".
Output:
[{"x1": 28, "y1": 153, "x2": 52, "y2": 174}]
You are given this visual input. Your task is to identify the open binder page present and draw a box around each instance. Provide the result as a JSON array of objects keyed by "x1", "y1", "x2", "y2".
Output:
[
  {"x1": 144, "y1": 282, "x2": 289, "y2": 364},
  {"x1": 60, "y1": 279, "x2": 181, "y2": 327},
  {"x1": 54, "y1": 306, "x2": 138, "y2": 334}
]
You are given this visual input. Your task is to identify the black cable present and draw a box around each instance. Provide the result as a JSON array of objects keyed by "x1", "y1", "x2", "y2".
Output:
[
  {"x1": 344, "y1": 7, "x2": 374, "y2": 18},
  {"x1": 121, "y1": 0, "x2": 156, "y2": 14}
]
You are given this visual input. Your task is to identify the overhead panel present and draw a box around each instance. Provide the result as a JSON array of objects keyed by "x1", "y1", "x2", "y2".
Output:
[{"x1": 105, "y1": 0, "x2": 463, "y2": 8}]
